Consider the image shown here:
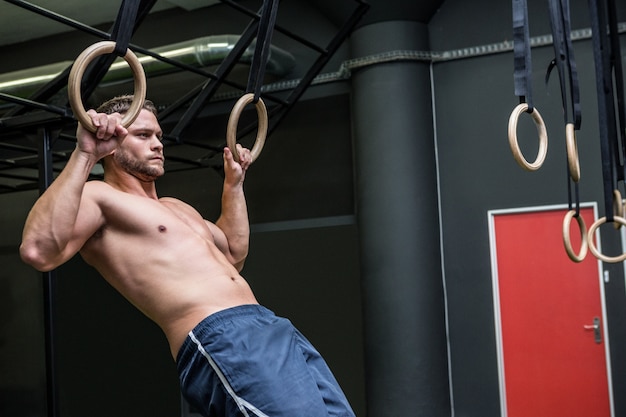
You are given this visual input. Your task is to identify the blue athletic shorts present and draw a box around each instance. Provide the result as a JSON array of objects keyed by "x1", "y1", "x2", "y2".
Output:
[{"x1": 176, "y1": 304, "x2": 356, "y2": 417}]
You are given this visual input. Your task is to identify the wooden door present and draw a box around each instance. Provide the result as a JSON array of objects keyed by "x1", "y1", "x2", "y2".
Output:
[{"x1": 489, "y1": 205, "x2": 613, "y2": 417}]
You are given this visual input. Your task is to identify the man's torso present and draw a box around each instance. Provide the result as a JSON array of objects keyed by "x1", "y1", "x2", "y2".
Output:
[{"x1": 78, "y1": 181, "x2": 257, "y2": 357}]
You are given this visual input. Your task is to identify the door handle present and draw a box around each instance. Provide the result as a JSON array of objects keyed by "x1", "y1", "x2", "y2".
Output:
[{"x1": 583, "y1": 317, "x2": 602, "y2": 344}]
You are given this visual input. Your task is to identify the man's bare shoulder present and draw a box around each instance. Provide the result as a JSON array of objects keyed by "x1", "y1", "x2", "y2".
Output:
[
  {"x1": 82, "y1": 180, "x2": 153, "y2": 212},
  {"x1": 83, "y1": 179, "x2": 114, "y2": 195}
]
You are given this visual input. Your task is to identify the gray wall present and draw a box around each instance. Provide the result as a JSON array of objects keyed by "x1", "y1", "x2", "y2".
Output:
[{"x1": 431, "y1": 0, "x2": 626, "y2": 416}]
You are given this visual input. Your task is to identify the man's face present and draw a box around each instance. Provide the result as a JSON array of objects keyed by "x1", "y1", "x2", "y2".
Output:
[{"x1": 113, "y1": 109, "x2": 164, "y2": 181}]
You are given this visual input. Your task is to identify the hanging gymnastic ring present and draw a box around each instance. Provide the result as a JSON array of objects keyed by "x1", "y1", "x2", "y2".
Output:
[
  {"x1": 508, "y1": 103, "x2": 548, "y2": 171},
  {"x1": 587, "y1": 216, "x2": 626, "y2": 263},
  {"x1": 565, "y1": 123, "x2": 580, "y2": 182},
  {"x1": 562, "y1": 209, "x2": 588, "y2": 262},
  {"x1": 68, "y1": 41, "x2": 147, "y2": 133},
  {"x1": 226, "y1": 93, "x2": 268, "y2": 163},
  {"x1": 508, "y1": 103, "x2": 548, "y2": 170}
]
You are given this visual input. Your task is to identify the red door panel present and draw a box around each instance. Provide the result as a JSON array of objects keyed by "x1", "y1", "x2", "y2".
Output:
[{"x1": 490, "y1": 206, "x2": 612, "y2": 417}]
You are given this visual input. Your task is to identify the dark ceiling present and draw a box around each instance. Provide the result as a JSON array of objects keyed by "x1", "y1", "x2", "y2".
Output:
[{"x1": 312, "y1": 0, "x2": 445, "y2": 27}]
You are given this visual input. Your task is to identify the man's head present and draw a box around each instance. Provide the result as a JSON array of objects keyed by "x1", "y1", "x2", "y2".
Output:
[{"x1": 97, "y1": 95, "x2": 164, "y2": 181}]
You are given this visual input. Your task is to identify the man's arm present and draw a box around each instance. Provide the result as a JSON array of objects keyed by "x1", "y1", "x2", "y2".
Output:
[
  {"x1": 19, "y1": 111, "x2": 126, "y2": 271},
  {"x1": 214, "y1": 146, "x2": 252, "y2": 271}
]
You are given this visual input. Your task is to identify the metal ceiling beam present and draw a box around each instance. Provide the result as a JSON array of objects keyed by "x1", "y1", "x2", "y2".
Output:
[{"x1": 0, "y1": 0, "x2": 369, "y2": 194}]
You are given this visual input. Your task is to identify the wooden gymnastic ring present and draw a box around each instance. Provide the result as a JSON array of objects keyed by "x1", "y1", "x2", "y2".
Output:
[
  {"x1": 565, "y1": 123, "x2": 580, "y2": 182},
  {"x1": 226, "y1": 93, "x2": 268, "y2": 163},
  {"x1": 587, "y1": 216, "x2": 626, "y2": 263},
  {"x1": 562, "y1": 210, "x2": 588, "y2": 262},
  {"x1": 613, "y1": 189, "x2": 623, "y2": 229},
  {"x1": 68, "y1": 41, "x2": 147, "y2": 132},
  {"x1": 507, "y1": 103, "x2": 548, "y2": 171}
]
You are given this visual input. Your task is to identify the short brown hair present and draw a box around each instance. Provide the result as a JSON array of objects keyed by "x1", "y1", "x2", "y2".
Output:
[{"x1": 96, "y1": 94, "x2": 158, "y2": 117}]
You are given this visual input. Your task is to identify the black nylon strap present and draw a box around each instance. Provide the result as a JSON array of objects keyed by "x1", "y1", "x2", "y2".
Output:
[
  {"x1": 559, "y1": 0, "x2": 581, "y2": 130},
  {"x1": 606, "y1": 0, "x2": 626, "y2": 184},
  {"x1": 110, "y1": 0, "x2": 141, "y2": 56},
  {"x1": 546, "y1": 1, "x2": 567, "y2": 118},
  {"x1": 512, "y1": 0, "x2": 534, "y2": 111},
  {"x1": 246, "y1": 0, "x2": 280, "y2": 102},
  {"x1": 546, "y1": 0, "x2": 584, "y2": 216},
  {"x1": 588, "y1": 0, "x2": 618, "y2": 221},
  {"x1": 546, "y1": 0, "x2": 581, "y2": 129},
  {"x1": 566, "y1": 166, "x2": 581, "y2": 216}
]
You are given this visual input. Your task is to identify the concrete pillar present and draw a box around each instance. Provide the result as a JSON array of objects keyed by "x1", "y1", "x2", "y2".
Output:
[{"x1": 351, "y1": 21, "x2": 451, "y2": 416}]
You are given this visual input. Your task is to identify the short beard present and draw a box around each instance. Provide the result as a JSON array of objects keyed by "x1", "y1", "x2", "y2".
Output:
[{"x1": 114, "y1": 150, "x2": 164, "y2": 181}]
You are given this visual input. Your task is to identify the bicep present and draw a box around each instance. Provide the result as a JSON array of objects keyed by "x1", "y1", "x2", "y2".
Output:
[
  {"x1": 205, "y1": 220, "x2": 228, "y2": 252},
  {"x1": 20, "y1": 184, "x2": 105, "y2": 271},
  {"x1": 205, "y1": 220, "x2": 240, "y2": 265},
  {"x1": 205, "y1": 220, "x2": 247, "y2": 272}
]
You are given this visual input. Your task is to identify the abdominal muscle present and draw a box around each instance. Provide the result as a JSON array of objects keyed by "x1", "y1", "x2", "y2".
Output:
[{"x1": 158, "y1": 270, "x2": 259, "y2": 360}]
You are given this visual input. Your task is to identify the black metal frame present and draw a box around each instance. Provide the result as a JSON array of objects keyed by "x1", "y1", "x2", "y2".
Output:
[{"x1": 0, "y1": 0, "x2": 370, "y2": 193}]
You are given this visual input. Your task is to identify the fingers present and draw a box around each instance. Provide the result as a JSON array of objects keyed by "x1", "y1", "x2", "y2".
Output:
[
  {"x1": 86, "y1": 110, "x2": 127, "y2": 139},
  {"x1": 224, "y1": 145, "x2": 252, "y2": 170},
  {"x1": 76, "y1": 110, "x2": 127, "y2": 158},
  {"x1": 223, "y1": 145, "x2": 252, "y2": 185},
  {"x1": 235, "y1": 144, "x2": 252, "y2": 170}
]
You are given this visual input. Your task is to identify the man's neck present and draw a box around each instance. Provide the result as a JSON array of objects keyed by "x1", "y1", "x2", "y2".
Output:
[{"x1": 103, "y1": 170, "x2": 159, "y2": 200}]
